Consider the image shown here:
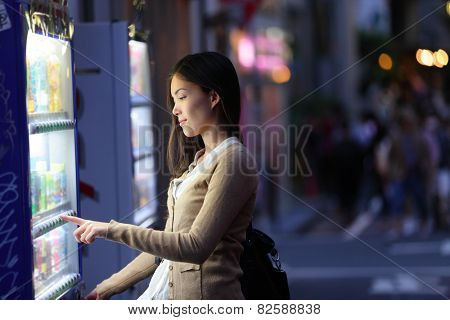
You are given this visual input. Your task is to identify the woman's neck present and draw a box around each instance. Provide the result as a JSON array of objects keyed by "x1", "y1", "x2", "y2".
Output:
[{"x1": 200, "y1": 129, "x2": 230, "y2": 155}]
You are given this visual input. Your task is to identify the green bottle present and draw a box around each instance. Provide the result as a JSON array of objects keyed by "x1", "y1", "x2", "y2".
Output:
[
  {"x1": 36, "y1": 161, "x2": 47, "y2": 213},
  {"x1": 30, "y1": 171, "x2": 38, "y2": 215},
  {"x1": 46, "y1": 172, "x2": 55, "y2": 209}
]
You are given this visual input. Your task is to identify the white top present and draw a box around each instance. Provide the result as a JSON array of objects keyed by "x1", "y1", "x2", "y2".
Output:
[{"x1": 138, "y1": 136, "x2": 242, "y2": 300}]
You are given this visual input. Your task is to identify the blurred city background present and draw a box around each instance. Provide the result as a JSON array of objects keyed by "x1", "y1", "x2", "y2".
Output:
[{"x1": 69, "y1": 0, "x2": 450, "y2": 299}]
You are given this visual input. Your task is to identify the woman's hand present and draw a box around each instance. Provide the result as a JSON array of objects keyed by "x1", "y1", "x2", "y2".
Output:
[
  {"x1": 83, "y1": 289, "x2": 100, "y2": 300},
  {"x1": 61, "y1": 215, "x2": 109, "y2": 244}
]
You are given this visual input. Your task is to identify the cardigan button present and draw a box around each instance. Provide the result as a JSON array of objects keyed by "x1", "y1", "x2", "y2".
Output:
[
  {"x1": 169, "y1": 282, "x2": 173, "y2": 287},
  {"x1": 169, "y1": 265, "x2": 173, "y2": 270}
]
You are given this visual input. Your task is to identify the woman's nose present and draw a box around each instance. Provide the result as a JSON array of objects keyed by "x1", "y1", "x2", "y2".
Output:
[{"x1": 172, "y1": 103, "x2": 180, "y2": 116}]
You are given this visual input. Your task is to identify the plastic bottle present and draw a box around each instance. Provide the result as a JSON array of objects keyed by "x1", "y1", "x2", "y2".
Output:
[
  {"x1": 40, "y1": 235, "x2": 48, "y2": 279},
  {"x1": 47, "y1": 54, "x2": 62, "y2": 113},
  {"x1": 33, "y1": 238, "x2": 43, "y2": 292},
  {"x1": 36, "y1": 161, "x2": 47, "y2": 212},
  {"x1": 33, "y1": 239, "x2": 40, "y2": 275},
  {"x1": 46, "y1": 171, "x2": 55, "y2": 210},
  {"x1": 60, "y1": 164, "x2": 67, "y2": 201},
  {"x1": 29, "y1": 52, "x2": 49, "y2": 113},
  {"x1": 51, "y1": 163, "x2": 66, "y2": 205},
  {"x1": 30, "y1": 171, "x2": 39, "y2": 215},
  {"x1": 49, "y1": 229, "x2": 61, "y2": 274},
  {"x1": 26, "y1": 57, "x2": 35, "y2": 113}
]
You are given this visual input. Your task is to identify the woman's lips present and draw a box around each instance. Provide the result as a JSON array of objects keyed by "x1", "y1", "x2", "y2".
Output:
[{"x1": 179, "y1": 119, "x2": 187, "y2": 126}]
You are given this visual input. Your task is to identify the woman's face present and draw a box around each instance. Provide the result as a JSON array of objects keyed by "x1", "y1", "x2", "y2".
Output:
[{"x1": 171, "y1": 74, "x2": 219, "y2": 137}]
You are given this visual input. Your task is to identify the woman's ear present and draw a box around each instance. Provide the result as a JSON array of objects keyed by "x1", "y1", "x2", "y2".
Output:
[{"x1": 210, "y1": 90, "x2": 221, "y2": 109}]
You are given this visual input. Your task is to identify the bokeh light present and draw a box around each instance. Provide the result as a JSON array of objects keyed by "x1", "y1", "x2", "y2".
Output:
[
  {"x1": 435, "y1": 49, "x2": 448, "y2": 66},
  {"x1": 238, "y1": 36, "x2": 256, "y2": 68},
  {"x1": 271, "y1": 65, "x2": 291, "y2": 83},
  {"x1": 378, "y1": 53, "x2": 393, "y2": 70},
  {"x1": 416, "y1": 49, "x2": 434, "y2": 66}
]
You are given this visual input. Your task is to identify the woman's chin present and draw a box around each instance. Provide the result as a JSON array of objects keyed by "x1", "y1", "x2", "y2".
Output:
[{"x1": 181, "y1": 128, "x2": 197, "y2": 138}]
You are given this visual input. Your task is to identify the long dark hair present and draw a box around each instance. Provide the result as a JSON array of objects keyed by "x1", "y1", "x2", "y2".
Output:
[{"x1": 166, "y1": 52, "x2": 243, "y2": 180}]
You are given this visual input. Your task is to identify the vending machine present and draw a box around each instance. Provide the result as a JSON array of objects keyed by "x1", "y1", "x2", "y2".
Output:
[
  {"x1": 73, "y1": 22, "x2": 158, "y2": 299},
  {"x1": 128, "y1": 39, "x2": 158, "y2": 227},
  {"x1": 0, "y1": 0, "x2": 82, "y2": 299}
]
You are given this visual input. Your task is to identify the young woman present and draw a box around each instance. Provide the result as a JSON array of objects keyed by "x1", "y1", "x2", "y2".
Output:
[{"x1": 62, "y1": 52, "x2": 259, "y2": 299}]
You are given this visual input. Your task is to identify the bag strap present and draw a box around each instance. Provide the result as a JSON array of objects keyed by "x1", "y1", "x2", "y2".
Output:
[{"x1": 246, "y1": 220, "x2": 282, "y2": 270}]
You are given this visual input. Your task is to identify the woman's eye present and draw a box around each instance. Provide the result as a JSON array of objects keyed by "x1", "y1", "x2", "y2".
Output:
[{"x1": 179, "y1": 96, "x2": 187, "y2": 100}]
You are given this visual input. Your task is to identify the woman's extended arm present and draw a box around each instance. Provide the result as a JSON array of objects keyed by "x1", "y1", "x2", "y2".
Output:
[
  {"x1": 105, "y1": 151, "x2": 258, "y2": 264},
  {"x1": 61, "y1": 216, "x2": 165, "y2": 299}
]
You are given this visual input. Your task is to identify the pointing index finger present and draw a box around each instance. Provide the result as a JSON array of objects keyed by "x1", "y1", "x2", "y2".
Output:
[{"x1": 61, "y1": 215, "x2": 85, "y2": 226}]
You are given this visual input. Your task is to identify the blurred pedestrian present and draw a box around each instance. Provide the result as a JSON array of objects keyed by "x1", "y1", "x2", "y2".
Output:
[{"x1": 384, "y1": 108, "x2": 432, "y2": 237}]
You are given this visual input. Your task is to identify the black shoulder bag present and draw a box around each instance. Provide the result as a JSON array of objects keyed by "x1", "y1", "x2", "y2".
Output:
[{"x1": 239, "y1": 222, "x2": 291, "y2": 299}]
